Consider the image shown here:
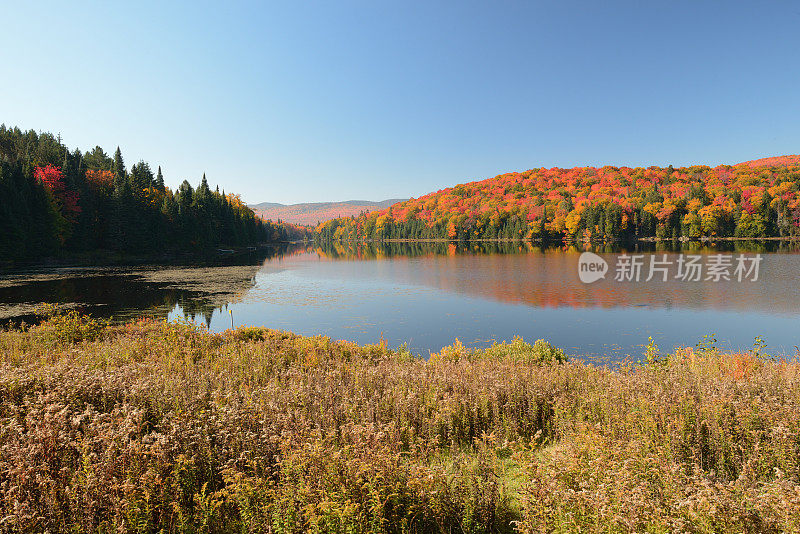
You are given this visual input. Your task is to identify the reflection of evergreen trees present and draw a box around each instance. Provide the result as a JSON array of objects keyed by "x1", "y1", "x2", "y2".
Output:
[
  {"x1": 5, "y1": 239, "x2": 798, "y2": 328},
  {"x1": 0, "y1": 245, "x2": 302, "y2": 328},
  {"x1": 0, "y1": 273, "x2": 249, "y2": 327},
  {"x1": 315, "y1": 241, "x2": 540, "y2": 259},
  {"x1": 312, "y1": 239, "x2": 799, "y2": 260},
  {"x1": 0, "y1": 126, "x2": 308, "y2": 262}
]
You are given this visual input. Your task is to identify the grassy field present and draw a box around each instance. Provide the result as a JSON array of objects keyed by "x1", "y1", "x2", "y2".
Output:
[{"x1": 1, "y1": 310, "x2": 799, "y2": 532}]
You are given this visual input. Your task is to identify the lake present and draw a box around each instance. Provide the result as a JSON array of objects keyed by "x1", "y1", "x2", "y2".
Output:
[{"x1": 2, "y1": 241, "x2": 799, "y2": 362}]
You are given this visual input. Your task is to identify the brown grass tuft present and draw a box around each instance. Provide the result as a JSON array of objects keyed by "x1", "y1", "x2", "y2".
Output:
[{"x1": 0, "y1": 311, "x2": 798, "y2": 532}]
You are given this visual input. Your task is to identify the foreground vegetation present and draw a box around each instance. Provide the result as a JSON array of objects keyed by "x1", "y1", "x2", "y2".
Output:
[{"x1": 1, "y1": 311, "x2": 799, "y2": 532}]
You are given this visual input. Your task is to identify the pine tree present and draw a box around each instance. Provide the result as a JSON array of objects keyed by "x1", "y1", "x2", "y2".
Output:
[
  {"x1": 130, "y1": 161, "x2": 154, "y2": 194},
  {"x1": 0, "y1": 125, "x2": 278, "y2": 260},
  {"x1": 84, "y1": 146, "x2": 113, "y2": 170},
  {"x1": 113, "y1": 147, "x2": 125, "y2": 187},
  {"x1": 195, "y1": 173, "x2": 211, "y2": 204},
  {"x1": 155, "y1": 165, "x2": 165, "y2": 190}
]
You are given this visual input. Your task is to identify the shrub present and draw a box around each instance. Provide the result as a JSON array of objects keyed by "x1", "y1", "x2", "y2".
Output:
[
  {"x1": 434, "y1": 337, "x2": 567, "y2": 364},
  {"x1": 34, "y1": 303, "x2": 108, "y2": 344},
  {"x1": 0, "y1": 318, "x2": 798, "y2": 532}
]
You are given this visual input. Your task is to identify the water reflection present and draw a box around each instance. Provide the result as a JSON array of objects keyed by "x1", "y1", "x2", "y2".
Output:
[
  {"x1": 0, "y1": 246, "x2": 295, "y2": 326},
  {"x1": 3, "y1": 241, "x2": 799, "y2": 360},
  {"x1": 309, "y1": 241, "x2": 800, "y2": 315},
  {"x1": 174, "y1": 241, "x2": 799, "y2": 359},
  {"x1": 313, "y1": 239, "x2": 798, "y2": 259}
]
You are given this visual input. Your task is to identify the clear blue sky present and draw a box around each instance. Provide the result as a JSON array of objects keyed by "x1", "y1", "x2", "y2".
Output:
[{"x1": 2, "y1": 1, "x2": 799, "y2": 204}]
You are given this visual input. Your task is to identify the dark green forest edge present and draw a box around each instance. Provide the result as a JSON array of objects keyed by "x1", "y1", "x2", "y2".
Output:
[{"x1": 0, "y1": 126, "x2": 308, "y2": 264}]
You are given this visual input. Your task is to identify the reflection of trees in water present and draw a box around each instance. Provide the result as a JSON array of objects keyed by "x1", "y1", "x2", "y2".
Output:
[
  {"x1": 172, "y1": 294, "x2": 223, "y2": 328},
  {"x1": 0, "y1": 244, "x2": 305, "y2": 327},
  {"x1": 311, "y1": 239, "x2": 800, "y2": 260},
  {"x1": 4, "y1": 239, "x2": 798, "y2": 327},
  {"x1": 307, "y1": 240, "x2": 800, "y2": 315},
  {"x1": 165, "y1": 242, "x2": 322, "y2": 325},
  {"x1": 153, "y1": 244, "x2": 306, "y2": 325},
  {"x1": 0, "y1": 278, "x2": 252, "y2": 328},
  {"x1": 314, "y1": 241, "x2": 531, "y2": 259},
  {"x1": 128, "y1": 238, "x2": 800, "y2": 324}
]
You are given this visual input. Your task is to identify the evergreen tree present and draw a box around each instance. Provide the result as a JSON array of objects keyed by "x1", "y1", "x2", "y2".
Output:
[
  {"x1": 198, "y1": 173, "x2": 210, "y2": 198},
  {"x1": 130, "y1": 161, "x2": 154, "y2": 194},
  {"x1": 113, "y1": 147, "x2": 125, "y2": 187},
  {"x1": 0, "y1": 125, "x2": 311, "y2": 261},
  {"x1": 84, "y1": 146, "x2": 113, "y2": 170},
  {"x1": 155, "y1": 165, "x2": 165, "y2": 190}
]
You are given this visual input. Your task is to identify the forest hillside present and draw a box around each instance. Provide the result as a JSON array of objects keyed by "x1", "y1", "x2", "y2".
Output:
[{"x1": 317, "y1": 157, "x2": 800, "y2": 242}]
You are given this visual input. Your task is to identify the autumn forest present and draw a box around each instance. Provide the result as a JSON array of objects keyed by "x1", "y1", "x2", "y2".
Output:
[
  {"x1": 6, "y1": 123, "x2": 800, "y2": 265},
  {"x1": 316, "y1": 157, "x2": 800, "y2": 243},
  {"x1": 0, "y1": 126, "x2": 307, "y2": 262}
]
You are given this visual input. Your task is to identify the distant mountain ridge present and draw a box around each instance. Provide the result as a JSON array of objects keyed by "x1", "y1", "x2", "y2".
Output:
[
  {"x1": 737, "y1": 155, "x2": 800, "y2": 168},
  {"x1": 250, "y1": 198, "x2": 407, "y2": 226}
]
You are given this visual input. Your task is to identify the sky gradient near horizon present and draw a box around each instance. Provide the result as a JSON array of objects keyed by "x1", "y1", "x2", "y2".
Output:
[{"x1": 2, "y1": 1, "x2": 800, "y2": 204}]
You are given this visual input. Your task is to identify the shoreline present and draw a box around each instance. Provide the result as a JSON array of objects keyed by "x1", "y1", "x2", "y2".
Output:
[
  {"x1": 0, "y1": 241, "x2": 300, "y2": 272},
  {"x1": 315, "y1": 236, "x2": 800, "y2": 245}
]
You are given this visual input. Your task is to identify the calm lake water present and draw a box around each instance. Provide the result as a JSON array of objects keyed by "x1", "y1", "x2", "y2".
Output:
[{"x1": 2, "y1": 242, "x2": 799, "y2": 362}]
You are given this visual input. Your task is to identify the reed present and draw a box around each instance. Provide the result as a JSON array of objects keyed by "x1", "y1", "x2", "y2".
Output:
[{"x1": 0, "y1": 311, "x2": 798, "y2": 532}]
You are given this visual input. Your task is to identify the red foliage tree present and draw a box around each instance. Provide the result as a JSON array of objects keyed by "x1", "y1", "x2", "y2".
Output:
[{"x1": 35, "y1": 165, "x2": 81, "y2": 222}]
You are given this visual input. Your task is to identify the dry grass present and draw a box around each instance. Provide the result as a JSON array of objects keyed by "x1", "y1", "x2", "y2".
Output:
[{"x1": 0, "y1": 312, "x2": 798, "y2": 532}]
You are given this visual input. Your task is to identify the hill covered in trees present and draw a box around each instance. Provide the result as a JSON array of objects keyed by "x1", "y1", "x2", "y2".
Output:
[
  {"x1": 317, "y1": 157, "x2": 800, "y2": 242},
  {"x1": 250, "y1": 198, "x2": 406, "y2": 226},
  {"x1": 738, "y1": 154, "x2": 800, "y2": 168},
  {"x1": 0, "y1": 126, "x2": 306, "y2": 263}
]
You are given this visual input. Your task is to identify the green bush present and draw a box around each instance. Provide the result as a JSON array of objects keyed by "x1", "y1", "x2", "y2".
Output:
[
  {"x1": 435, "y1": 337, "x2": 567, "y2": 364},
  {"x1": 35, "y1": 303, "x2": 108, "y2": 344}
]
